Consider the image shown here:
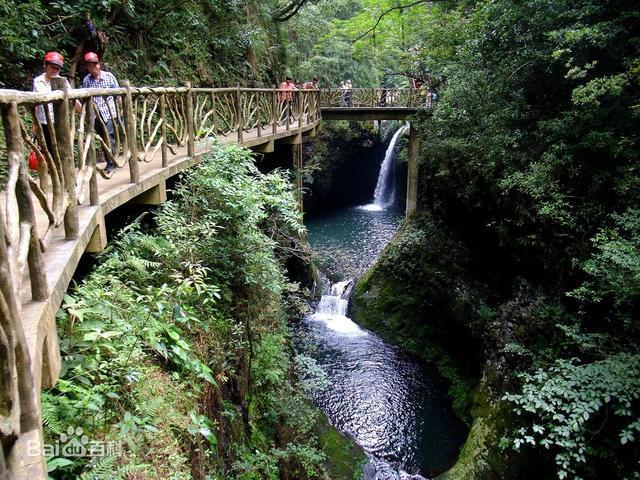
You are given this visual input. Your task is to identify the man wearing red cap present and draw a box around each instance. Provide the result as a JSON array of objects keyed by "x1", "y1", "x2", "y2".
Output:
[
  {"x1": 33, "y1": 52, "x2": 75, "y2": 153},
  {"x1": 82, "y1": 52, "x2": 120, "y2": 173}
]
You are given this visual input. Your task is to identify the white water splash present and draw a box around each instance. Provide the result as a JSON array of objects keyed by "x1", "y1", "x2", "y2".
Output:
[{"x1": 308, "y1": 280, "x2": 366, "y2": 336}]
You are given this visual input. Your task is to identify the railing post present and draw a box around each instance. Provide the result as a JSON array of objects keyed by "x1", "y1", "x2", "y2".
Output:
[
  {"x1": 371, "y1": 88, "x2": 375, "y2": 108},
  {"x1": 211, "y1": 91, "x2": 217, "y2": 140},
  {"x1": 236, "y1": 83, "x2": 244, "y2": 143},
  {"x1": 298, "y1": 91, "x2": 303, "y2": 128},
  {"x1": 257, "y1": 91, "x2": 262, "y2": 138},
  {"x1": 272, "y1": 86, "x2": 278, "y2": 134},
  {"x1": 185, "y1": 82, "x2": 195, "y2": 156},
  {"x1": 122, "y1": 80, "x2": 140, "y2": 183},
  {"x1": 159, "y1": 94, "x2": 168, "y2": 167},
  {"x1": 87, "y1": 99, "x2": 99, "y2": 206},
  {"x1": 1, "y1": 101, "x2": 49, "y2": 300},
  {"x1": 51, "y1": 77, "x2": 79, "y2": 240},
  {"x1": 286, "y1": 88, "x2": 291, "y2": 131}
]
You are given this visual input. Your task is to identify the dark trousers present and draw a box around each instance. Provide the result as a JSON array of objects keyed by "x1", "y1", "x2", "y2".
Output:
[{"x1": 95, "y1": 118, "x2": 116, "y2": 167}]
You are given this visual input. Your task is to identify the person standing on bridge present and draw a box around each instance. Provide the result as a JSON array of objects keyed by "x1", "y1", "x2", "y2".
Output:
[
  {"x1": 32, "y1": 52, "x2": 81, "y2": 155},
  {"x1": 343, "y1": 79, "x2": 353, "y2": 107},
  {"x1": 302, "y1": 78, "x2": 319, "y2": 89},
  {"x1": 278, "y1": 77, "x2": 297, "y2": 124},
  {"x1": 82, "y1": 52, "x2": 119, "y2": 174}
]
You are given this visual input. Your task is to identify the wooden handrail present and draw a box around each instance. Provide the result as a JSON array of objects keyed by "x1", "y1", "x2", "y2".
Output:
[
  {"x1": 0, "y1": 81, "x2": 426, "y2": 478},
  {"x1": 0, "y1": 81, "x2": 324, "y2": 479}
]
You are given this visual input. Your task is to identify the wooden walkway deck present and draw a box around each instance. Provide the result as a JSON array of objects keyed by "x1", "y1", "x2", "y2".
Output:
[
  {"x1": 23, "y1": 119, "x2": 319, "y2": 392},
  {"x1": 0, "y1": 84, "x2": 423, "y2": 479}
]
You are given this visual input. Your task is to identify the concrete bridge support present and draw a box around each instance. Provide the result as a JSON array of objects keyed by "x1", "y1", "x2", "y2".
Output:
[
  {"x1": 292, "y1": 142, "x2": 304, "y2": 212},
  {"x1": 406, "y1": 123, "x2": 420, "y2": 218}
]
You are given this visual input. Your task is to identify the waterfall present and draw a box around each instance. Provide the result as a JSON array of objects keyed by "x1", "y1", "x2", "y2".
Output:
[
  {"x1": 361, "y1": 123, "x2": 409, "y2": 212},
  {"x1": 309, "y1": 279, "x2": 365, "y2": 336}
]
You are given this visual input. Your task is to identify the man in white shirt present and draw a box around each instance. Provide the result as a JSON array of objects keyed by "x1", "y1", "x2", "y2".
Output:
[{"x1": 32, "y1": 52, "x2": 77, "y2": 154}]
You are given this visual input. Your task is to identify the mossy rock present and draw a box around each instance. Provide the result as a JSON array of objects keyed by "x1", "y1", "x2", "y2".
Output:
[
  {"x1": 315, "y1": 413, "x2": 367, "y2": 479},
  {"x1": 436, "y1": 382, "x2": 531, "y2": 480},
  {"x1": 350, "y1": 212, "x2": 481, "y2": 422}
]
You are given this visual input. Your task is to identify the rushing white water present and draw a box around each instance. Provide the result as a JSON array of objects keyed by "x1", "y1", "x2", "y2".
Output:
[
  {"x1": 308, "y1": 280, "x2": 366, "y2": 336},
  {"x1": 304, "y1": 276, "x2": 434, "y2": 479},
  {"x1": 368, "y1": 123, "x2": 409, "y2": 209}
]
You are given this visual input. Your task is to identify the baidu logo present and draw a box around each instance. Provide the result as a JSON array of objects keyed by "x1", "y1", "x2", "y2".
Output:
[{"x1": 28, "y1": 426, "x2": 123, "y2": 458}]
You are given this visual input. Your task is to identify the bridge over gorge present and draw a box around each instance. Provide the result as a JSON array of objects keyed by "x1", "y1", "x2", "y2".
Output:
[{"x1": 0, "y1": 82, "x2": 426, "y2": 478}]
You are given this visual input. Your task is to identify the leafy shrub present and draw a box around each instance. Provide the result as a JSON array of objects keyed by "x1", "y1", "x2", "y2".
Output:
[{"x1": 44, "y1": 145, "x2": 328, "y2": 479}]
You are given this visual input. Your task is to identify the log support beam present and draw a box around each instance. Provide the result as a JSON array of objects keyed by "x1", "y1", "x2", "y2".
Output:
[
  {"x1": 252, "y1": 139, "x2": 274, "y2": 153},
  {"x1": 278, "y1": 132, "x2": 302, "y2": 145},
  {"x1": 85, "y1": 217, "x2": 107, "y2": 254},
  {"x1": 292, "y1": 143, "x2": 304, "y2": 212},
  {"x1": 132, "y1": 182, "x2": 167, "y2": 206}
]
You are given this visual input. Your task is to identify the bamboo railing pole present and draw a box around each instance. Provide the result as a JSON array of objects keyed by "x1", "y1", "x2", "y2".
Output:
[
  {"x1": 211, "y1": 91, "x2": 217, "y2": 139},
  {"x1": 2, "y1": 101, "x2": 48, "y2": 300},
  {"x1": 236, "y1": 83, "x2": 243, "y2": 143},
  {"x1": 122, "y1": 80, "x2": 140, "y2": 183},
  {"x1": 185, "y1": 82, "x2": 195, "y2": 156},
  {"x1": 30, "y1": 109, "x2": 51, "y2": 194},
  {"x1": 286, "y1": 89, "x2": 291, "y2": 131},
  {"x1": 257, "y1": 91, "x2": 262, "y2": 138},
  {"x1": 51, "y1": 77, "x2": 79, "y2": 239},
  {"x1": 298, "y1": 92, "x2": 303, "y2": 128},
  {"x1": 159, "y1": 94, "x2": 168, "y2": 167},
  {"x1": 87, "y1": 99, "x2": 99, "y2": 206},
  {"x1": 272, "y1": 86, "x2": 277, "y2": 134}
]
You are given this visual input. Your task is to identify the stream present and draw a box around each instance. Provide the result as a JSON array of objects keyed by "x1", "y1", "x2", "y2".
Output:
[{"x1": 296, "y1": 125, "x2": 466, "y2": 479}]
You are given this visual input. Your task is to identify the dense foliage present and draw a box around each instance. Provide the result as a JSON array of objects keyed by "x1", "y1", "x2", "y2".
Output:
[
  {"x1": 0, "y1": 0, "x2": 288, "y2": 89},
  {"x1": 43, "y1": 145, "x2": 356, "y2": 479},
  {"x1": 286, "y1": 0, "x2": 432, "y2": 87}
]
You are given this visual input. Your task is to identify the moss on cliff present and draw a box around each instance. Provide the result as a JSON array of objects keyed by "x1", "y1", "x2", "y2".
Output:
[
  {"x1": 316, "y1": 413, "x2": 367, "y2": 480},
  {"x1": 437, "y1": 383, "x2": 512, "y2": 480},
  {"x1": 350, "y1": 211, "x2": 483, "y2": 423}
]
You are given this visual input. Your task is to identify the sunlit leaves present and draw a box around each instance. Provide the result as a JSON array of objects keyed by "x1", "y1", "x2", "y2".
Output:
[{"x1": 503, "y1": 355, "x2": 640, "y2": 480}]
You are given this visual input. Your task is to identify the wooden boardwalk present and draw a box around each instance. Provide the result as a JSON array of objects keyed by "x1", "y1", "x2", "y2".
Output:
[
  {"x1": 0, "y1": 84, "x2": 420, "y2": 478},
  {"x1": 22, "y1": 120, "x2": 319, "y2": 394}
]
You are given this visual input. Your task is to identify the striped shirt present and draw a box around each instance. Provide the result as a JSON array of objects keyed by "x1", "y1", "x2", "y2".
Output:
[
  {"x1": 33, "y1": 73, "x2": 72, "y2": 124},
  {"x1": 82, "y1": 71, "x2": 119, "y2": 122}
]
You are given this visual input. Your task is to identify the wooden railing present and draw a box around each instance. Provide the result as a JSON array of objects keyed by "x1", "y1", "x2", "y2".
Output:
[
  {"x1": 0, "y1": 81, "x2": 320, "y2": 477},
  {"x1": 0, "y1": 82, "x2": 419, "y2": 476},
  {"x1": 319, "y1": 88, "x2": 426, "y2": 108}
]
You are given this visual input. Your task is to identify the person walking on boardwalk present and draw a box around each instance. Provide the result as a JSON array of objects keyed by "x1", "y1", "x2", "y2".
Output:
[
  {"x1": 32, "y1": 52, "x2": 79, "y2": 155},
  {"x1": 82, "y1": 52, "x2": 119, "y2": 173},
  {"x1": 344, "y1": 79, "x2": 353, "y2": 107},
  {"x1": 302, "y1": 78, "x2": 319, "y2": 89},
  {"x1": 278, "y1": 77, "x2": 297, "y2": 124}
]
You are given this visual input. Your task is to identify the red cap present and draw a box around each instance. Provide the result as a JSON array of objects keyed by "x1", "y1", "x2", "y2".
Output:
[
  {"x1": 43, "y1": 52, "x2": 64, "y2": 67},
  {"x1": 84, "y1": 52, "x2": 99, "y2": 63}
]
